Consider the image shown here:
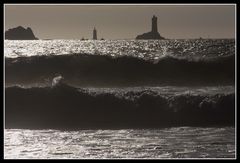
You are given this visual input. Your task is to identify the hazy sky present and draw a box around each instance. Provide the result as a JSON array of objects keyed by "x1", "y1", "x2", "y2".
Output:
[{"x1": 5, "y1": 4, "x2": 235, "y2": 39}]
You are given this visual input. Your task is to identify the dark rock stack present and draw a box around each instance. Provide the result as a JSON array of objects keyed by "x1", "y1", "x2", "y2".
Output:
[{"x1": 5, "y1": 26, "x2": 38, "y2": 40}]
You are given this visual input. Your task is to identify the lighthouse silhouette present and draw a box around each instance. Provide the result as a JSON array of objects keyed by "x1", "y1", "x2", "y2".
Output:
[
  {"x1": 136, "y1": 15, "x2": 165, "y2": 40},
  {"x1": 93, "y1": 27, "x2": 97, "y2": 40},
  {"x1": 151, "y1": 15, "x2": 158, "y2": 33}
]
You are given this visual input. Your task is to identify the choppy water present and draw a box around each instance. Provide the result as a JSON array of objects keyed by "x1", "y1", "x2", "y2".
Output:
[
  {"x1": 4, "y1": 39, "x2": 236, "y2": 159},
  {"x1": 4, "y1": 39, "x2": 235, "y2": 59},
  {"x1": 5, "y1": 39, "x2": 235, "y2": 87},
  {"x1": 4, "y1": 127, "x2": 235, "y2": 159}
]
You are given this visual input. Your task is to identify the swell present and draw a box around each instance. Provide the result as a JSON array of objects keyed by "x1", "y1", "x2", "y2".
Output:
[
  {"x1": 5, "y1": 53, "x2": 235, "y2": 87},
  {"x1": 5, "y1": 84, "x2": 235, "y2": 130}
]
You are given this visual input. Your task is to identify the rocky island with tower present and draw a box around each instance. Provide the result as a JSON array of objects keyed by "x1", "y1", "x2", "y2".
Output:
[
  {"x1": 136, "y1": 15, "x2": 165, "y2": 40},
  {"x1": 5, "y1": 15, "x2": 165, "y2": 40}
]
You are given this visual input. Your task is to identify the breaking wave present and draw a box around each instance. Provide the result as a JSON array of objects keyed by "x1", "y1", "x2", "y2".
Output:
[
  {"x1": 5, "y1": 84, "x2": 235, "y2": 130},
  {"x1": 5, "y1": 53, "x2": 235, "y2": 87}
]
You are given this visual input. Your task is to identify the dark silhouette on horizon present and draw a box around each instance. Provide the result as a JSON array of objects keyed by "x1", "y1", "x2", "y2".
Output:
[
  {"x1": 136, "y1": 15, "x2": 165, "y2": 40},
  {"x1": 5, "y1": 26, "x2": 38, "y2": 40},
  {"x1": 93, "y1": 27, "x2": 97, "y2": 40}
]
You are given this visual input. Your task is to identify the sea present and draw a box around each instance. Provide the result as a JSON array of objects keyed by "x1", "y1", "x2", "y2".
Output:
[{"x1": 4, "y1": 39, "x2": 236, "y2": 159}]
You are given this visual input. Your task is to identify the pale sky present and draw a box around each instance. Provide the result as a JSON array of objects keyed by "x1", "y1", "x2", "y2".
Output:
[{"x1": 4, "y1": 4, "x2": 236, "y2": 39}]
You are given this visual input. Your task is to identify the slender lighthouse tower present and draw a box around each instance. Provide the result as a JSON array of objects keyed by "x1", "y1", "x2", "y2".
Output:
[
  {"x1": 93, "y1": 27, "x2": 97, "y2": 40},
  {"x1": 136, "y1": 15, "x2": 165, "y2": 39},
  {"x1": 151, "y1": 15, "x2": 158, "y2": 33}
]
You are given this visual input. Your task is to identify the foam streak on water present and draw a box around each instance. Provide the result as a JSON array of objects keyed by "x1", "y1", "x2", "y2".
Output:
[{"x1": 4, "y1": 127, "x2": 235, "y2": 159}]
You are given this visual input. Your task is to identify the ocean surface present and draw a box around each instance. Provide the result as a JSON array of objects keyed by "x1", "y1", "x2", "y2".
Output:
[
  {"x1": 4, "y1": 39, "x2": 236, "y2": 159},
  {"x1": 4, "y1": 127, "x2": 235, "y2": 159}
]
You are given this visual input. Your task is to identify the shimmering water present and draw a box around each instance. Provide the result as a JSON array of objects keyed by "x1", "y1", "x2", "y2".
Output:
[
  {"x1": 4, "y1": 39, "x2": 235, "y2": 59},
  {"x1": 4, "y1": 39, "x2": 236, "y2": 159},
  {"x1": 4, "y1": 127, "x2": 235, "y2": 159}
]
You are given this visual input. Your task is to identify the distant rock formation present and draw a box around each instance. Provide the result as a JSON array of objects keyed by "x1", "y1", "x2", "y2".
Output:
[
  {"x1": 136, "y1": 15, "x2": 165, "y2": 40},
  {"x1": 5, "y1": 26, "x2": 38, "y2": 40},
  {"x1": 136, "y1": 31, "x2": 164, "y2": 40}
]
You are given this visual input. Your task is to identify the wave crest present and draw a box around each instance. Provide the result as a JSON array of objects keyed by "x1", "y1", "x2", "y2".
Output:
[
  {"x1": 5, "y1": 53, "x2": 235, "y2": 87},
  {"x1": 6, "y1": 85, "x2": 235, "y2": 129}
]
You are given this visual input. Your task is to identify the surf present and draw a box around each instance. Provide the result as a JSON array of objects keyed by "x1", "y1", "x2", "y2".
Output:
[
  {"x1": 5, "y1": 84, "x2": 235, "y2": 130},
  {"x1": 5, "y1": 53, "x2": 235, "y2": 87}
]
